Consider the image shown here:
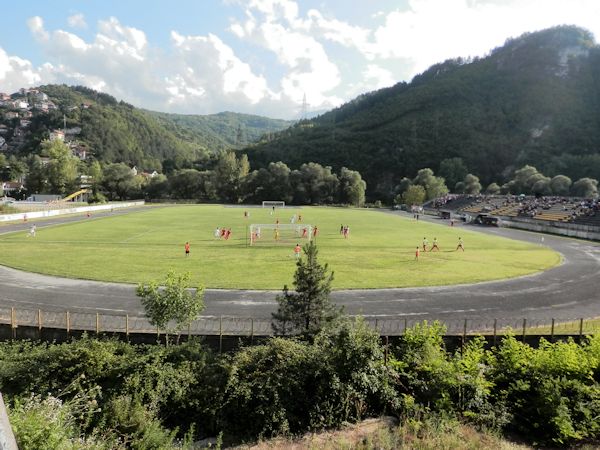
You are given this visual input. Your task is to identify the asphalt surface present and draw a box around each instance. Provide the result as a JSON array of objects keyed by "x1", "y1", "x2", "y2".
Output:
[{"x1": 0, "y1": 207, "x2": 599, "y2": 322}]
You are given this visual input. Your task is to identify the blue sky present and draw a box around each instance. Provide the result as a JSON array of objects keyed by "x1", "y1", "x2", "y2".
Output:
[{"x1": 1, "y1": 0, "x2": 599, "y2": 119}]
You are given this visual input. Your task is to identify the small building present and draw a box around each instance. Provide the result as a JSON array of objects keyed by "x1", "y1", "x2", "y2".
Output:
[
  {"x1": 141, "y1": 170, "x2": 159, "y2": 179},
  {"x1": 2, "y1": 181, "x2": 25, "y2": 195},
  {"x1": 33, "y1": 91, "x2": 48, "y2": 102},
  {"x1": 27, "y1": 194, "x2": 62, "y2": 202},
  {"x1": 34, "y1": 102, "x2": 49, "y2": 112},
  {"x1": 71, "y1": 145, "x2": 88, "y2": 160},
  {"x1": 49, "y1": 130, "x2": 65, "y2": 142}
]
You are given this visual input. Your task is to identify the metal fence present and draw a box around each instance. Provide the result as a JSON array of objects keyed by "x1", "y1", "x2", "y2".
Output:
[{"x1": 0, "y1": 306, "x2": 598, "y2": 338}]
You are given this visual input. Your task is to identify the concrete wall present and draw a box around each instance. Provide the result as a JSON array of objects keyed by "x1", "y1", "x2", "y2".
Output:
[
  {"x1": 0, "y1": 201, "x2": 145, "y2": 223},
  {"x1": 499, "y1": 217, "x2": 600, "y2": 241},
  {"x1": 0, "y1": 323, "x2": 590, "y2": 353},
  {"x1": 0, "y1": 393, "x2": 18, "y2": 450}
]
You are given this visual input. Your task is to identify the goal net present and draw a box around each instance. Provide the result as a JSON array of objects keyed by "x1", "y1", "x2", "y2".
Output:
[
  {"x1": 249, "y1": 223, "x2": 312, "y2": 246},
  {"x1": 262, "y1": 201, "x2": 285, "y2": 208}
]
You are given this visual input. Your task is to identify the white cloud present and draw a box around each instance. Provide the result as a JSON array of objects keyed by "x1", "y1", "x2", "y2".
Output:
[
  {"x1": 67, "y1": 13, "x2": 87, "y2": 29},
  {"x1": 168, "y1": 31, "x2": 274, "y2": 108},
  {"x1": 0, "y1": 47, "x2": 42, "y2": 92},
  {"x1": 27, "y1": 16, "x2": 49, "y2": 42},
  {"x1": 11, "y1": 15, "x2": 293, "y2": 116},
  {"x1": 362, "y1": 64, "x2": 395, "y2": 90},
  {"x1": 229, "y1": 0, "x2": 343, "y2": 111},
  {"x1": 368, "y1": 0, "x2": 600, "y2": 76},
  {"x1": 4, "y1": 1, "x2": 600, "y2": 119}
]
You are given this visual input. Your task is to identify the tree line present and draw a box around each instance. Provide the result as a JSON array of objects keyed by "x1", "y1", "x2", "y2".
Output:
[
  {"x1": 393, "y1": 160, "x2": 599, "y2": 207},
  {"x1": 0, "y1": 139, "x2": 367, "y2": 206}
]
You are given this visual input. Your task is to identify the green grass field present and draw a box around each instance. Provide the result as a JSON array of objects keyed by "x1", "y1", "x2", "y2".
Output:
[{"x1": 0, "y1": 205, "x2": 561, "y2": 289}]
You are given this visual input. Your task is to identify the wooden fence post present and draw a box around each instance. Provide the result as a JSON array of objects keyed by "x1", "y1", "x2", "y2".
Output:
[
  {"x1": 219, "y1": 316, "x2": 223, "y2": 354},
  {"x1": 66, "y1": 311, "x2": 70, "y2": 337},
  {"x1": 493, "y1": 318, "x2": 497, "y2": 347},
  {"x1": 10, "y1": 307, "x2": 16, "y2": 340},
  {"x1": 96, "y1": 313, "x2": 100, "y2": 335},
  {"x1": 384, "y1": 335, "x2": 389, "y2": 366},
  {"x1": 521, "y1": 318, "x2": 526, "y2": 342},
  {"x1": 579, "y1": 318, "x2": 584, "y2": 342},
  {"x1": 37, "y1": 309, "x2": 42, "y2": 339},
  {"x1": 550, "y1": 318, "x2": 555, "y2": 342},
  {"x1": 125, "y1": 315, "x2": 129, "y2": 340}
]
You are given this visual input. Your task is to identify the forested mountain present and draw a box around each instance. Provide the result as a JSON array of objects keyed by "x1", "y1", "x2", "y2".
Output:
[
  {"x1": 147, "y1": 110, "x2": 292, "y2": 152},
  {"x1": 1, "y1": 85, "x2": 290, "y2": 171},
  {"x1": 244, "y1": 26, "x2": 600, "y2": 200}
]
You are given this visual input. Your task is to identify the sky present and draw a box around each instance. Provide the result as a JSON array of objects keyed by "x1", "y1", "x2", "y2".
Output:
[{"x1": 1, "y1": 0, "x2": 599, "y2": 119}]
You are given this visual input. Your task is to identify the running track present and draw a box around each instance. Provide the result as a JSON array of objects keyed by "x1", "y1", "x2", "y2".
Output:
[{"x1": 0, "y1": 207, "x2": 599, "y2": 322}]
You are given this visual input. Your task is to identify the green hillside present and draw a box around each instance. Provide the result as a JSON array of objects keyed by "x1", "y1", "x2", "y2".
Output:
[
  {"x1": 147, "y1": 110, "x2": 292, "y2": 151},
  {"x1": 244, "y1": 26, "x2": 600, "y2": 199},
  {"x1": 4, "y1": 85, "x2": 291, "y2": 171}
]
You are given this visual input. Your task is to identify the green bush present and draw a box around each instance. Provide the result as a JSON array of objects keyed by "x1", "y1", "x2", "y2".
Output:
[
  {"x1": 2, "y1": 327, "x2": 600, "y2": 446},
  {"x1": 490, "y1": 334, "x2": 600, "y2": 445}
]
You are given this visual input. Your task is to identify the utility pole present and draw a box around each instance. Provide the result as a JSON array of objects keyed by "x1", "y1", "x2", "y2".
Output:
[{"x1": 300, "y1": 93, "x2": 308, "y2": 120}]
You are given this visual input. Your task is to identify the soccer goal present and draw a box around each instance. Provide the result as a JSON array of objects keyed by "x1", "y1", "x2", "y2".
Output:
[
  {"x1": 249, "y1": 223, "x2": 312, "y2": 246},
  {"x1": 262, "y1": 200, "x2": 285, "y2": 209}
]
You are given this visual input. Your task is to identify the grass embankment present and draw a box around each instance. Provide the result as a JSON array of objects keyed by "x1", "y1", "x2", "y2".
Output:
[
  {"x1": 0, "y1": 205, "x2": 560, "y2": 289},
  {"x1": 233, "y1": 417, "x2": 532, "y2": 450}
]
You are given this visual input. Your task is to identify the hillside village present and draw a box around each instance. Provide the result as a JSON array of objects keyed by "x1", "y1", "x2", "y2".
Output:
[
  {"x1": 0, "y1": 88, "x2": 88, "y2": 157},
  {"x1": 0, "y1": 88, "x2": 161, "y2": 199}
]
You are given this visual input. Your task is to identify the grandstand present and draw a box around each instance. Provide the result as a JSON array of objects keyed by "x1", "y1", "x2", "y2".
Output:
[{"x1": 430, "y1": 194, "x2": 600, "y2": 234}]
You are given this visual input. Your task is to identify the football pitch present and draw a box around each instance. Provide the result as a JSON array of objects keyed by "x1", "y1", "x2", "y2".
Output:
[{"x1": 0, "y1": 205, "x2": 561, "y2": 289}]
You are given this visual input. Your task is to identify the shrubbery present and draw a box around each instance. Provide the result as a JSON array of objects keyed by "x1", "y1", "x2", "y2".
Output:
[{"x1": 1, "y1": 323, "x2": 600, "y2": 447}]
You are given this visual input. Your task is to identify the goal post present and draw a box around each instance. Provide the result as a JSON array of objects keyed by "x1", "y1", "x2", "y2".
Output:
[
  {"x1": 262, "y1": 200, "x2": 285, "y2": 209},
  {"x1": 249, "y1": 223, "x2": 312, "y2": 246}
]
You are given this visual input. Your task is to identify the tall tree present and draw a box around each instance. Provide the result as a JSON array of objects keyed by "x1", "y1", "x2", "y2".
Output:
[
  {"x1": 169, "y1": 169, "x2": 202, "y2": 199},
  {"x1": 338, "y1": 167, "x2": 366, "y2": 207},
  {"x1": 292, "y1": 163, "x2": 339, "y2": 204},
  {"x1": 571, "y1": 178, "x2": 599, "y2": 198},
  {"x1": 42, "y1": 139, "x2": 79, "y2": 196},
  {"x1": 136, "y1": 270, "x2": 205, "y2": 340},
  {"x1": 25, "y1": 155, "x2": 47, "y2": 194},
  {"x1": 485, "y1": 182, "x2": 501, "y2": 194},
  {"x1": 401, "y1": 185, "x2": 426, "y2": 206},
  {"x1": 413, "y1": 168, "x2": 448, "y2": 200},
  {"x1": 213, "y1": 151, "x2": 249, "y2": 203},
  {"x1": 272, "y1": 241, "x2": 340, "y2": 338},
  {"x1": 101, "y1": 163, "x2": 138, "y2": 200},
  {"x1": 550, "y1": 175, "x2": 572, "y2": 196},
  {"x1": 455, "y1": 174, "x2": 482, "y2": 194},
  {"x1": 439, "y1": 157, "x2": 468, "y2": 193}
]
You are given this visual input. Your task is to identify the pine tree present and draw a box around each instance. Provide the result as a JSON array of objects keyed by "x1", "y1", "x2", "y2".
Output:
[{"x1": 272, "y1": 241, "x2": 340, "y2": 338}]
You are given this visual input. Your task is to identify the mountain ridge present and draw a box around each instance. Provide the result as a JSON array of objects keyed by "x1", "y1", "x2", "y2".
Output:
[{"x1": 243, "y1": 25, "x2": 600, "y2": 199}]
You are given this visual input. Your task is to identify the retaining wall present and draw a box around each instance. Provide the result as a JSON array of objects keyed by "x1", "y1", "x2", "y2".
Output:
[
  {"x1": 0, "y1": 201, "x2": 145, "y2": 223},
  {"x1": 499, "y1": 217, "x2": 600, "y2": 241}
]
